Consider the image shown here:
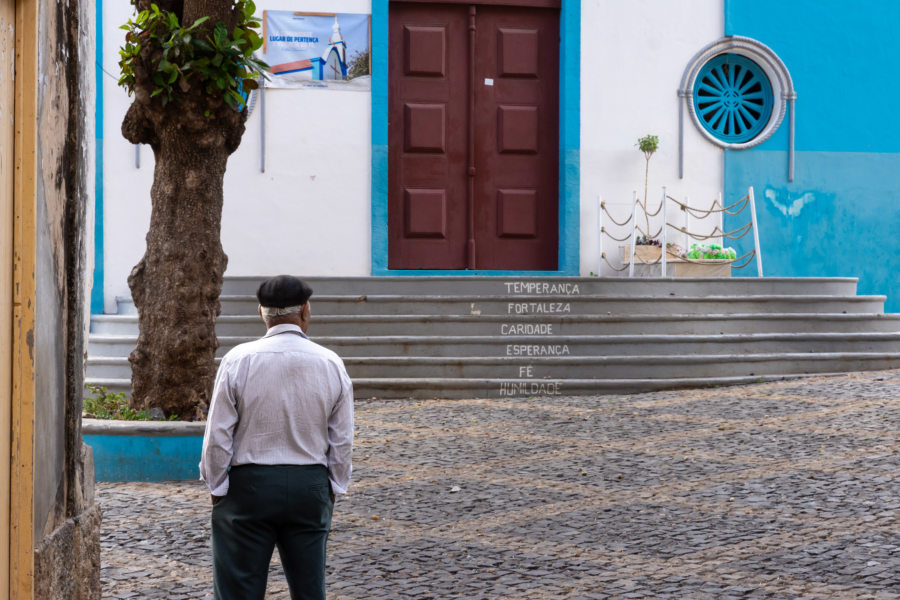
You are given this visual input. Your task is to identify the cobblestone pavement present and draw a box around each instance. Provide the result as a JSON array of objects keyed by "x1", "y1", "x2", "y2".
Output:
[{"x1": 100, "y1": 370, "x2": 900, "y2": 599}]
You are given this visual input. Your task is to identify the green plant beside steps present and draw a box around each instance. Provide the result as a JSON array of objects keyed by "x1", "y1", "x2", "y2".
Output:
[{"x1": 83, "y1": 384, "x2": 177, "y2": 420}]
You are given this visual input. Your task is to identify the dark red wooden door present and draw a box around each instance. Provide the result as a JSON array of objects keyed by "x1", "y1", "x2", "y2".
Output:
[
  {"x1": 473, "y1": 6, "x2": 559, "y2": 269},
  {"x1": 388, "y1": 3, "x2": 559, "y2": 270},
  {"x1": 389, "y1": 3, "x2": 468, "y2": 269}
]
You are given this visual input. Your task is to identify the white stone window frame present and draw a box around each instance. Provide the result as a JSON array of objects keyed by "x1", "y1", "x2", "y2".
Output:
[{"x1": 678, "y1": 36, "x2": 797, "y2": 181}]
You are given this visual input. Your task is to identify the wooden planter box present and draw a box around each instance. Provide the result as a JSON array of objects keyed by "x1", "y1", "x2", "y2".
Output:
[
  {"x1": 668, "y1": 258, "x2": 733, "y2": 278},
  {"x1": 621, "y1": 245, "x2": 683, "y2": 262},
  {"x1": 621, "y1": 248, "x2": 734, "y2": 277}
]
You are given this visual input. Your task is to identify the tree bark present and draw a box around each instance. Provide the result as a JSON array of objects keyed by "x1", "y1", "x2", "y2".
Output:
[{"x1": 122, "y1": 0, "x2": 246, "y2": 419}]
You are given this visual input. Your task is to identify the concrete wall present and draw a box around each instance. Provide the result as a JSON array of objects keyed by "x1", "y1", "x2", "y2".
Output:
[
  {"x1": 98, "y1": 0, "x2": 729, "y2": 308},
  {"x1": 96, "y1": 1, "x2": 900, "y2": 306},
  {"x1": 100, "y1": 0, "x2": 372, "y2": 313},
  {"x1": 723, "y1": 0, "x2": 900, "y2": 310},
  {"x1": 32, "y1": 0, "x2": 101, "y2": 596},
  {"x1": 582, "y1": 0, "x2": 724, "y2": 275}
]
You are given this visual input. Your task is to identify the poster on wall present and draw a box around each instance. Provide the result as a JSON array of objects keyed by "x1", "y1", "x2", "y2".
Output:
[{"x1": 260, "y1": 10, "x2": 371, "y2": 90}]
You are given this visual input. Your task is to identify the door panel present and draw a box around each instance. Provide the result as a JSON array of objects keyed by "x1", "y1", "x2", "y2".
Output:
[
  {"x1": 388, "y1": 2, "x2": 559, "y2": 270},
  {"x1": 389, "y1": 3, "x2": 468, "y2": 269},
  {"x1": 473, "y1": 6, "x2": 558, "y2": 269}
]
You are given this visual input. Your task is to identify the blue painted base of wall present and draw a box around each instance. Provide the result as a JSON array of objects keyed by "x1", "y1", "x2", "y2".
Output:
[
  {"x1": 725, "y1": 150, "x2": 900, "y2": 313},
  {"x1": 86, "y1": 433, "x2": 203, "y2": 482}
]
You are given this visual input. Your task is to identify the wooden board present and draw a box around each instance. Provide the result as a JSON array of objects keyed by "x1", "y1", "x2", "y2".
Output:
[
  {"x1": 11, "y1": 0, "x2": 37, "y2": 597},
  {"x1": 0, "y1": 0, "x2": 13, "y2": 593}
]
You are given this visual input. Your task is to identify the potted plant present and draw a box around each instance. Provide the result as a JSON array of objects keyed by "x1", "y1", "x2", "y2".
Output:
[
  {"x1": 685, "y1": 243, "x2": 737, "y2": 261},
  {"x1": 624, "y1": 135, "x2": 662, "y2": 261}
]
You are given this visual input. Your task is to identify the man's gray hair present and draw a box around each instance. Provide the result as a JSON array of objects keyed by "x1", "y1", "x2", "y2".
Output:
[{"x1": 260, "y1": 304, "x2": 305, "y2": 320}]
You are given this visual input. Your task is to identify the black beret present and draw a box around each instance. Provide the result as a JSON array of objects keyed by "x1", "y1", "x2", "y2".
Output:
[{"x1": 256, "y1": 275, "x2": 313, "y2": 308}]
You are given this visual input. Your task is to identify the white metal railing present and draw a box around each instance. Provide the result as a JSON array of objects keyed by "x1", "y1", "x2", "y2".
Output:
[{"x1": 597, "y1": 186, "x2": 763, "y2": 277}]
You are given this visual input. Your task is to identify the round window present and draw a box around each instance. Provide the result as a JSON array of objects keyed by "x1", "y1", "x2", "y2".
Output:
[{"x1": 692, "y1": 54, "x2": 774, "y2": 144}]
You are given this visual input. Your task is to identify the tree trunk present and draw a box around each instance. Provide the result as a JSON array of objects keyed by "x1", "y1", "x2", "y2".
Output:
[
  {"x1": 127, "y1": 131, "x2": 229, "y2": 419},
  {"x1": 122, "y1": 0, "x2": 246, "y2": 419}
]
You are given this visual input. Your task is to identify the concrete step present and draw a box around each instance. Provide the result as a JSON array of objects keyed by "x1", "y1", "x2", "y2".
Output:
[
  {"x1": 350, "y1": 373, "x2": 839, "y2": 399},
  {"x1": 90, "y1": 312, "x2": 900, "y2": 337},
  {"x1": 84, "y1": 332, "x2": 900, "y2": 379},
  {"x1": 85, "y1": 356, "x2": 220, "y2": 379},
  {"x1": 87, "y1": 330, "x2": 900, "y2": 361},
  {"x1": 86, "y1": 353, "x2": 900, "y2": 399},
  {"x1": 323, "y1": 332, "x2": 900, "y2": 357},
  {"x1": 88, "y1": 374, "x2": 803, "y2": 400},
  {"x1": 88, "y1": 276, "x2": 896, "y2": 401},
  {"x1": 113, "y1": 293, "x2": 886, "y2": 317},
  {"x1": 338, "y1": 352, "x2": 900, "y2": 379},
  {"x1": 219, "y1": 275, "x2": 860, "y2": 297}
]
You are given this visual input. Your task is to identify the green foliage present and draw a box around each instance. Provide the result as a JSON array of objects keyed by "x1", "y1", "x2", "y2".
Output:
[
  {"x1": 637, "y1": 134, "x2": 659, "y2": 158},
  {"x1": 635, "y1": 235, "x2": 660, "y2": 246},
  {"x1": 83, "y1": 384, "x2": 151, "y2": 420},
  {"x1": 118, "y1": 0, "x2": 268, "y2": 109},
  {"x1": 347, "y1": 49, "x2": 369, "y2": 79},
  {"x1": 83, "y1": 384, "x2": 178, "y2": 420},
  {"x1": 686, "y1": 243, "x2": 737, "y2": 260}
]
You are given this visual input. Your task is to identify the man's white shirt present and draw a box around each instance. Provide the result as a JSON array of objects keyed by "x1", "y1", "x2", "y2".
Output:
[{"x1": 199, "y1": 323, "x2": 354, "y2": 497}]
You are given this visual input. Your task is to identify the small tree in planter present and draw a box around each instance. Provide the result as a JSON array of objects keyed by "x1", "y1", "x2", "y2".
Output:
[{"x1": 637, "y1": 134, "x2": 659, "y2": 247}]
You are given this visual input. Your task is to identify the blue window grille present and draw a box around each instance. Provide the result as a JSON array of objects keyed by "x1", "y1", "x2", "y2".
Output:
[{"x1": 692, "y1": 53, "x2": 773, "y2": 144}]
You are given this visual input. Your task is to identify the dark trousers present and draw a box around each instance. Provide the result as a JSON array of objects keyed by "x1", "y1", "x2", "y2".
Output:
[{"x1": 211, "y1": 464, "x2": 334, "y2": 600}]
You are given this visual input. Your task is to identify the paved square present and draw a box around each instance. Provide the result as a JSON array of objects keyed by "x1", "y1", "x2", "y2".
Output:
[{"x1": 99, "y1": 371, "x2": 900, "y2": 599}]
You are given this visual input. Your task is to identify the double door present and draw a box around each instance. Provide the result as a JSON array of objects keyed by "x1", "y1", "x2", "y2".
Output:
[{"x1": 388, "y1": 2, "x2": 559, "y2": 270}]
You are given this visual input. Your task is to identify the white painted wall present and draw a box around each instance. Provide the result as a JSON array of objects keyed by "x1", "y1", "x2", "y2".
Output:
[
  {"x1": 580, "y1": 0, "x2": 725, "y2": 276},
  {"x1": 101, "y1": 0, "x2": 372, "y2": 313},
  {"x1": 101, "y1": 0, "x2": 727, "y2": 312}
]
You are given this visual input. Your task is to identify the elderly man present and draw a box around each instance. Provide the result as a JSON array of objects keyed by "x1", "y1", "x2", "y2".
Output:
[{"x1": 199, "y1": 275, "x2": 353, "y2": 600}]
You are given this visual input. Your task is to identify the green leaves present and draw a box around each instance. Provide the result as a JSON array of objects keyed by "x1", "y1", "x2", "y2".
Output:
[
  {"x1": 637, "y1": 134, "x2": 659, "y2": 156},
  {"x1": 118, "y1": 0, "x2": 269, "y2": 110}
]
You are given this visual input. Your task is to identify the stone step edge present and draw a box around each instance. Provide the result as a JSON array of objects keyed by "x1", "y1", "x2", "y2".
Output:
[
  {"x1": 90, "y1": 312, "x2": 900, "y2": 323},
  {"x1": 84, "y1": 352, "x2": 900, "y2": 379},
  {"x1": 83, "y1": 371, "x2": 850, "y2": 400},
  {"x1": 86, "y1": 332, "x2": 900, "y2": 348},
  {"x1": 83, "y1": 419, "x2": 204, "y2": 436},
  {"x1": 219, "y1": 275, "x2": 861, "y2": 283},
  {"x1": 115, "y1": 293, "x2": 886, "y2": 302},
  {"x1": 336, "y1": 352, "x2": 900, "y2": 364}
]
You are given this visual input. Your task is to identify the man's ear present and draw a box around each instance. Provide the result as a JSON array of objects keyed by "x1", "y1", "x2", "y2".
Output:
[
  {"x1": 300, "y1": 302, "x2": 311, "y2": 332},
  {"x1": 257, "y1": 305, "x2": 263, "y2": 319}
]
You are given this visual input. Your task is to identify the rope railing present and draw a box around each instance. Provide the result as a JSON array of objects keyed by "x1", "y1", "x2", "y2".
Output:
[
  {"x1": 671, "y1": 221, "x2": 753, "y2": 242},
  {"x1": 666, "y1": 194, "x2": 749, "y2": 215},
  {"x1": 729, "y1": 250, "x2": 758, "y2": 270},
  {"x1": 636, "y1": 199, "x2": 664, "y2": 218},
  {"x1": 599, "y1": 201, "x2": 633, "y2": 227},
  {"x1": 597, "y1": 186, "x2": 763, "y2": 278},
  {"x1": 601, "y1": 228, "x2": 634, "y2": 243},
  {"x1": 598, "y1": 252, "x2": 632, "y2": 272}
]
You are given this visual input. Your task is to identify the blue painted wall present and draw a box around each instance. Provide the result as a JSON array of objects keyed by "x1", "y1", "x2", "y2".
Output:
[
  {"x1": 724, "y1": 0, "x2": 900, "y2": 311},
  {"x1": 86, "y1": 433, "x2": 203, "y2": 482},
  {"x1": 91, "y1": 0, "x2": 105, "y2": 314}
]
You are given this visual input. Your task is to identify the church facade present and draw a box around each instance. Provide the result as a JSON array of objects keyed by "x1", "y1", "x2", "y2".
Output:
[{"x1": 94, "y1": 0, "x2": 900, "y2": 312}]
